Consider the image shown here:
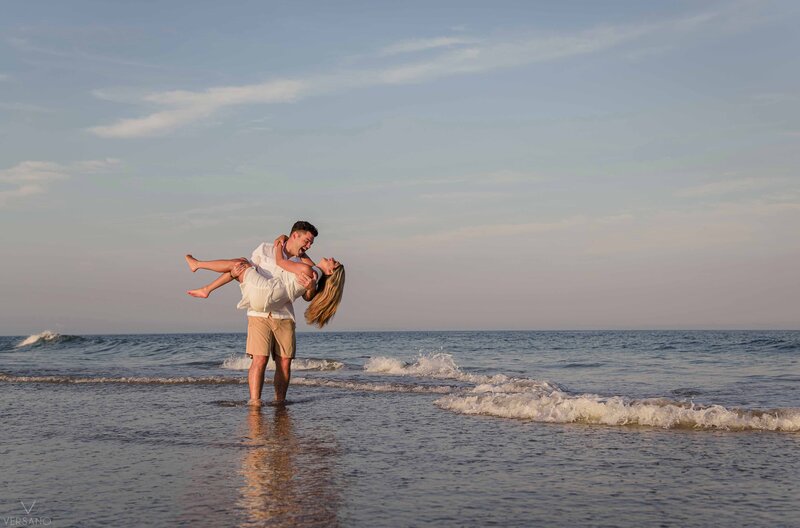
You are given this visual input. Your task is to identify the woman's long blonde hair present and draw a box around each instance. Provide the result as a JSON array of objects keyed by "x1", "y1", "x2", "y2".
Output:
[{"x1": 305, "y1": 265, "x2": 345, "y2": 328}]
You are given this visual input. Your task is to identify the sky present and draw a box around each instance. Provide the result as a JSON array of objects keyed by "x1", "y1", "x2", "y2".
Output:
[{"x1": 1, "y1": 0, "x2": 798, "y2": 335}]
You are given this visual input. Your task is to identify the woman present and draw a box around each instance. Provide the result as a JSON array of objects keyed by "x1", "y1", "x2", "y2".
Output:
[{"x1": 185, "y1": 239, "x2": 345, "y2": 328}]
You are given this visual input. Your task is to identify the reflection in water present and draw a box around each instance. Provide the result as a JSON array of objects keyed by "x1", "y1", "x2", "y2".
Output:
[{"x1": 238, "y1": 406, "x2": 341, "y2": 527}]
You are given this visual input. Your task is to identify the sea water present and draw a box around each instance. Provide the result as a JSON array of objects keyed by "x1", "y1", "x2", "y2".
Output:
[{"x1": 1, "y1": 330, "x2": 798, "y2": 527}]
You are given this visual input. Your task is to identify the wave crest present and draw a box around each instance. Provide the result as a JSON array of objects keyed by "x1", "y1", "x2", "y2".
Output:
[
  {"x1": 16, "y1": 331, "x2": 78, "y2": 348},
  {"x1": 435, "y1": 391, "x2": 800, "y2": 431},
  {"x1": 364, "y1": 352, "x2": 536, "y2": 386}
]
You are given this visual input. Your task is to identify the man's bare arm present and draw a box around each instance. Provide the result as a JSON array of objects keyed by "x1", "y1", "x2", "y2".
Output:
[{"x1": 274, "y1": 241, "x2": 315, "y2": 278}]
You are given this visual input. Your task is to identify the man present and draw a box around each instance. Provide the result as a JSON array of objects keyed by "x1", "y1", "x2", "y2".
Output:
[{"x1": 232, "y1": 221, "x2": 319, "y2": 405}]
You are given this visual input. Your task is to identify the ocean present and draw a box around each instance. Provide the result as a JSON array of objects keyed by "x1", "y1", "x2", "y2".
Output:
[{"x1": 1, "y1": 330, "x2": 798, "y2": 527}]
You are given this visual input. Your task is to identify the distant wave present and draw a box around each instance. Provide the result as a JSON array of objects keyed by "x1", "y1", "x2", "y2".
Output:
[
  {"x1": 435, "y1": 390, "x2": 800, "y2": 432},
  {"x1": 220, "y1": 355, "x2": 344, "y2": 371},
  {"x1": 15, "y1": 331, "x2": 80, "y2": 348},
  {"x1": 364, "y1": 352, "x2": 525, "y2": 386}
]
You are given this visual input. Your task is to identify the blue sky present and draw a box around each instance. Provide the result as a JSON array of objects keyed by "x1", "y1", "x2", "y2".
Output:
[{"x1": 1, "y1": 0, "x2": 798, "y2": 334}]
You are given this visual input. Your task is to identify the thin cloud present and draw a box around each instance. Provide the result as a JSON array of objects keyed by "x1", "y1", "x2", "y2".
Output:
[
  {"x1": 8, "y1": 35, "x2": 171, "y2": 71},
  {"x1": 140, "y1": 202, "x2": 263, "y2": 231},
  {"x1": 0, "y1": 101, "x2": 52, "y2": 113},
  {"x1": 675, "y1": 177, "x2": 786, "y2": 198},
  {"x1": 407, "y1": 214, "x2": 634, "y2": 246},
  {"x1": 89, "y1": 6, "x2": 757, "y2": 138},
  {"x1": 0, "y1": 159, "x2": 121, "y2": 207},
  {"x1": 379, "y1": 37, "x2": 476, "y2": 56},
  {"x1": 90, "y1": 80, "x2": 306, "y2": 138},
  {"x1": 479, "y1": 170, "x2": 546, "y2": 184}
]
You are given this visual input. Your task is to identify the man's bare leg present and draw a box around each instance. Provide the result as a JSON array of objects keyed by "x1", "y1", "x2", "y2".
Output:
[
  {"x1": 248, "y1": 354, "x2": 269, "y2": 406},
  {"x1": 273, "y1": 356, "x2": 292, "y2": 404}
]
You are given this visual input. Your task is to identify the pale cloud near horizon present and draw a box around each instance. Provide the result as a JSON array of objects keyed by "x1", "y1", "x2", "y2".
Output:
[
  {"x1": 0, "y1": 158, "x2": 121, "y2": 207},
  {"x1": 88, "y1": 7, "x2": 744, "y2": 139},
  {"x1": 675, "y1": 177, "x2": 789, "y2": 198},
  {"x1": 369, "y1": 189, "x2": 800, "y2": 254}
]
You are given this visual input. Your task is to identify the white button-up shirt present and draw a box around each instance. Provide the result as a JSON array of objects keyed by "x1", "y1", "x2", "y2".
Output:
[{"x1": 246, "y1": 242, "x2": 301, "y2": 321}]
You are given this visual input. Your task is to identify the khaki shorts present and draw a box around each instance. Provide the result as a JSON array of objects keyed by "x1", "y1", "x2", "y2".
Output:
[{"x1": 246, "y1": 315, "x2": 296, "y2": 360}]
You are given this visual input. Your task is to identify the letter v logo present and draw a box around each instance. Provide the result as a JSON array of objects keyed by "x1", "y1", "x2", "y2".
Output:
[{"x1": 20, "y1": 500, "x2": 36, "y2": 514}]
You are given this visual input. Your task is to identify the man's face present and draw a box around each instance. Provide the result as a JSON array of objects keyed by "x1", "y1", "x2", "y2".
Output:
[{"x1": 287, "y1": 230, "x2": 315, "y2": 257}]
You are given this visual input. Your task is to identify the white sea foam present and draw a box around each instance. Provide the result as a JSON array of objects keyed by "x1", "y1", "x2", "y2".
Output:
[
  {"x1": 364, "y1": 352, "x2": 514, "y2": 385},
  {"x1": 364, "y1": 352, "x2": 461, "y2": 377},
  {"x1": 471, "y1": 378, "x2": 559, "y2": 394},
  {"x1": 16, "y1": 330, "x2": 66, "y2": 348},
  {"x1": 221, "y1": 355, "x2": 344, "y2": 371},
  {"x1": 293, "y1": 377, "x2": 454, "y2": 394},
  {"x1": 435, "y1": 390, "x2": 800, "y2": 431}
]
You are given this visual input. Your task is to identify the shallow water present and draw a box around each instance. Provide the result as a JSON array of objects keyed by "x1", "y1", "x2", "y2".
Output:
[{"x1": 1, "y1": 330, "x2": 799, "y2": 526}]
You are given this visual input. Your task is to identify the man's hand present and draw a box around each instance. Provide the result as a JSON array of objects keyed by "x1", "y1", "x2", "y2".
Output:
[
  {"x1": 295, "y1": 271, "x2": 316, "y2": 290},
  {"x1": 273, "y1": 234, "x2": 289, "y2": 247},
  {"x1": 300, "y1": 270, "x2": 319, "y2": 301},
  {"x1": 230, "y1": 261, "x2": 251, "y2": 279}
]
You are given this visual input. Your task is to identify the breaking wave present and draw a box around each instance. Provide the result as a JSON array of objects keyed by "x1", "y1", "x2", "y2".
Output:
[
  {"x1": 370, "y1": 352, "x2": 800, "y2": 431},
  {"x1": 16, "y1": 331, "x2": 79, "y2": 348},
  {"x1": 434, "y1": 390, "x2": 800, "y2": 432},
  {"x1": 364, "y1": 352, "x2": 520, "y2": 385}
]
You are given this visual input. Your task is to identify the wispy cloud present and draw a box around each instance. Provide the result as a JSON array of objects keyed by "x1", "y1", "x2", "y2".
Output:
[
  {"x1": 89, "y1": 5, "x2": 757, "y2": 139},
  {"x1": 379, "y1": 36, "x2": 476, "y2": 56},
  {"x1": 0, "y1": 158, "x2": 121, "y2": 207},
  {"x1": 8, "y1": 35, "x2": 171, "y2": 71},
  {"x1": 407, "y1": 213, "x2": 634, "y2": 246},
  {"x1": 0, "y1": 101, "x2": 53, "y2": 113},
  {"x1": 751, "y1": 92, "x2": 800, "y2": 104},
  {"x1": 0, "y1": 73, "x2": 11, "y2": 82},
  {"x1": 675, "y1": 177, "x2": 787, "y2": 198},
  {"x1": 90, "y1": 80, "x2": 306, "y2": 138},
  {"x1": 139, "y1": 202, "x2": 262, "y2": 232}
]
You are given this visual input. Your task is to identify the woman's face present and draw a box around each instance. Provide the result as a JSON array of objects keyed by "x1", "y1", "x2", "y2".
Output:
[{"x1": 318, "y1": 257, "x2": 341, "y2": 275}]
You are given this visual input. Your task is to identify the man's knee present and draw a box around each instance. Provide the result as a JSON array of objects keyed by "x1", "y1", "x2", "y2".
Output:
[
  {"x1": 274, "y1": 356, "x2": 292, "y2": 373},
  {"x1": 250, "y1": 354, "x2": 268, "y2": 368}
]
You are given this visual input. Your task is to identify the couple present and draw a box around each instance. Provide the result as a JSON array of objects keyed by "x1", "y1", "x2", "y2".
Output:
[{"x1": 186, "y1": 221, "x2": 345, "y2": 406}]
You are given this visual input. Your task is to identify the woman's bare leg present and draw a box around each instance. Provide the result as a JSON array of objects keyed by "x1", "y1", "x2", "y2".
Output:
[
  {"x1": 185, "y1": 254, "x2": 248, "y2": 273},
  {"x1": 187, "y1": 258, "x2": 251, "y2": 298}
]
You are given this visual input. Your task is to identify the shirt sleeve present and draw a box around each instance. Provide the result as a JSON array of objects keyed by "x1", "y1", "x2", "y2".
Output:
[{"x1": 250, "y1": 242, "x2": 274, "y2": 268}]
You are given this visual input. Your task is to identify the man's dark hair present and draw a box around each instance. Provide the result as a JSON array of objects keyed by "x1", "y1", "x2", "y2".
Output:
[{"x1": 291, "y1": 220, "x2": 318, "y2": 237}]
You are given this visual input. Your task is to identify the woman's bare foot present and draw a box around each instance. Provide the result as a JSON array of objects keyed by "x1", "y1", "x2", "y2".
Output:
[
  {"x1": 187, "y1": 287, "x2": 210, "y2": 298},
  {"x1": 185, "y1": 254, "x2": 199, "y2": 272},
  {"x1": 247, "y1": 399, "x2": 263, "y2": 407}
]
